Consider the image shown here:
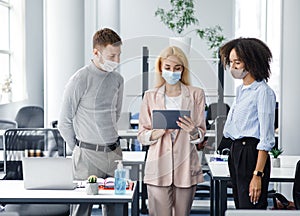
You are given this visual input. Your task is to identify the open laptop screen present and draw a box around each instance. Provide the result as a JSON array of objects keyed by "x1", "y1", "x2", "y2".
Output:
[{"x1": 22, "y1": 157, "x2": 76, "y2": 190}]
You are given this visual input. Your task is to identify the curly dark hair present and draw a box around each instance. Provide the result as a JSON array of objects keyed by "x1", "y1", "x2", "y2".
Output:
[
  {"x1": 220, "y1": 37, "x2": 272, "y2": 82},
  {"x1": 93, "y1": 28, "x2": 122, "y2": 48}
]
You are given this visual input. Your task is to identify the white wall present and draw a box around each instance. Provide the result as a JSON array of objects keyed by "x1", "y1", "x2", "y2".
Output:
[
  {"x1": 42, "y1": 0, "x2": 234, "y2": 126},
  {"x1": 118, "y1": 0, "x2": 235, "y2": 115},
  {"x1": 44, "y1": 0, "x2": 84, "y2": 126},
  {"x1": 280, "y1": 0, "x2": 300, "y2": 155},
  {"x1": 278, "y1": 0, "x2": 300, "y2": 201}
]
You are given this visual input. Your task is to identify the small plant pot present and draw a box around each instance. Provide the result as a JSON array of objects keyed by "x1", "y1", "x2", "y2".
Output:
[
  {"x1": 86, "y1": 183, "x2": 98, "y2": 195},
  {"x1": 272, "y1": 158, "x2": 281, "y2": 168}
]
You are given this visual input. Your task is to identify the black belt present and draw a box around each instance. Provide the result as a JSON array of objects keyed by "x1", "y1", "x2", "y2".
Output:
[{"x1": 75, "y1": 139, "x2": 119, "y2": 152}]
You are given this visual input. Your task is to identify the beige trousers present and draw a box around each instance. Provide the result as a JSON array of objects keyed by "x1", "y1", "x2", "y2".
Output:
[
  {"x1": 70, "y1": 145, "x2": 122, "y2": 216},
  {"x1": 147, "y1": 184, "x2": 197, "y2": 216}
]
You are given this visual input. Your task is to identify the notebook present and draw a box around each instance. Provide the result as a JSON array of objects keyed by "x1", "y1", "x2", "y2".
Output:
[
  {"x1": 152, "y1": 110, "x2": 191, "y2": 129},
  {"x1": 22, "y1": 157, "x2": 77, "y2": 190}
]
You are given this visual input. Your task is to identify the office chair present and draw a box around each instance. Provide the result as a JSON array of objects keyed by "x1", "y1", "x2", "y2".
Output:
[
  {"x1": 0, "y1": 119, "x2": 18, "y2": 130},
  {"x1": 50, "y1": 120, "x2": 72, "y2": 156},
  {"x1": 203, "y1": 103, "x2": 230, "y2": 163},
  {"x1": 117, "y1": 112, "x2": 133, "y2": 151},
  {"x1": 206, "y1": 102, "x2": 230, "y2": 130},
  {"x1": 0, "y1": 119, "x2": 17, "y2": 172},
  {"x1": 272, "y1": 160, "x2": 300, "y2": 210},
  {"x1": 15, "y1": 106, "x2": 44, "y2": 128},
  {"x1": 3, "y1": 128, "x2": 66, "y2": 179},
  {"x1": 2, "y1": 128, "x2": 69, "y2": 216}
]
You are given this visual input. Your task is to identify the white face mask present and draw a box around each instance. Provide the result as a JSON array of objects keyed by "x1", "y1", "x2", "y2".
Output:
[
  {"x1": 162, "y1": 69, "x2": 182, "y2": 85},
  {"x1": 97, "y1": 51, "x2": 119, "y2": 72},
  {"x1": 227, "y1": 65, "x2": 248, "y2": 79}
]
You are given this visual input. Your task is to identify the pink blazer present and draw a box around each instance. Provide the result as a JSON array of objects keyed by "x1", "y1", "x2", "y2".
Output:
[{"x1": 137, "y1": 83, "x2": 206, "y2": 187}]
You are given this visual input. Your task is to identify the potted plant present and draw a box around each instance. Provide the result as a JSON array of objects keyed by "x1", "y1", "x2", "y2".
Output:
[
  {"x1": 1, "y1": 75, "x2": 13, "y2": 103},
  {"x1": 270, "y1": 147, "x2": 283, "y2": 168},
  {"x1": 86, "y1": 175, "x2": 98, "y2": 195},
  {"x1": 155, "y1": 0, "x2": 225, "y2": 57}
]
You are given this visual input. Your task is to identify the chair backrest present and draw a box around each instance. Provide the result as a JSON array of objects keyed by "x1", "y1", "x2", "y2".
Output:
[
  {"x1": 0, "y1": 119, "x2": 17, "y2": 150},
  {"x1": 206, "y1": 102, "x2": 230, "y2": 121},
  {"x1": 15, "y1": 106, "x2": 44, "y2": 128},
  {"x1": 293, "y1": 160, "x2": 300, "y2": 209},
  {"x1": 0, "y1": 119, "x2": 18, "y2": 129},
  {"x1": 3, "y1": 128, "x2": 66, "y2": 180}
]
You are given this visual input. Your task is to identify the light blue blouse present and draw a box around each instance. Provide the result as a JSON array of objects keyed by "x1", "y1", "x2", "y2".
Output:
[{"x1": 223, "y1": 80, "x2": 276, "y2": 151}]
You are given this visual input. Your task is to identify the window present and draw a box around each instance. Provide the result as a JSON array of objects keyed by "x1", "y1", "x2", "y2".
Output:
[
  {"x1": 235, "y1": 0, "x2": 281, "y2": 100},
  {"x1": 0, "y1": 0, "x2": 26, "y2": 104}
]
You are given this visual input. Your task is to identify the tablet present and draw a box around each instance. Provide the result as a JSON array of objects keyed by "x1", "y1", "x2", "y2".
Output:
[{"x1": 152, "y1": 110, "x2": 191, "y2": 129}]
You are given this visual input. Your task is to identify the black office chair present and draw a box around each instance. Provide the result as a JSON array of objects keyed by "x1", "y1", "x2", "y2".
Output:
[
  {"x1": 0, "y1": 119, "x2": 18, "y2": 130},
  {"x1": 206, "y1": 102, "x2": 230, "y2": 130},
  {"x1": 0, "y1": 119, "x2": 18, "y2": 171},
  {"x1": 3, "y1": 128, "x2": 66, "y2": 180},
  {"x1": 117, "y1": 112, "x2": 132, "y2": 151},
  {"x1": 272, "y1": 160, "x2": 300, "y2": 210},
  {"x1": 2, "y1": 128, "x2": 69, "y2": 216},
  {"x1": 15, "y1": 106, "x2": 44, "y2": 128}
]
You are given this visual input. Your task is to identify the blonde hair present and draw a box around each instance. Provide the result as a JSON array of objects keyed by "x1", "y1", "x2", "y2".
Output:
[{"x1": 154, "y1": 46, "x2": 190, "y2": 88}]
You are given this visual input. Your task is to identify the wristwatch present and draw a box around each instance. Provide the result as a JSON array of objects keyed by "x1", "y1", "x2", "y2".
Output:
[
  {"x1": 253, "y1": 170, "x2": 264, "y2": 177},
  {"x1": 189, "y1": 128, "x2": 199, "y2": 139}
]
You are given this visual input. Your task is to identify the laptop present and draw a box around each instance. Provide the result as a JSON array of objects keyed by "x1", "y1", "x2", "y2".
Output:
[
  {"x1": 22, "y1": 157, "x2": 77, "y2": 190},
  {"x1": 152, "y1": 110, "x2": 191, "y2": 129}
]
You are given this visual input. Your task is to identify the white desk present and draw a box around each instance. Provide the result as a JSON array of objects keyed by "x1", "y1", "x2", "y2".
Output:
[
  {"x1": 206, "y1": 154, "x2": 298, "y2": 216},
  {"x1": 130, "y1": 119, "x2": 139, "y2": 126},
  {"x1": 119, "y1": 129, "x2": 216, "y2": 138},
  {"x1": 123, "y1": 151, "x2": 145, "y2": 163},
  {"x1": 119, "y1": 129, "x2": 138, "y2": 140},
  {"x1": 0, "y1": 180, "x2": 136, "y2": 216},
  {"x1": 0, "y1": 151, "x2": 146, "y2": 216}
]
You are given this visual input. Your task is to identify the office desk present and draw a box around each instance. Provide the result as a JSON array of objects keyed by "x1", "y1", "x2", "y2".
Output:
[
  {"x1": 0, "y1": 180, "x2": 136, "y2": 216},
  {"x1": 119, "y1": 129, "x2": 216, "y2": 138},
  {"x1": 122, "y1": 151, "x2": 146, "y2": 216},
  {"x1": 0, "y1": 150, "x2": 146, "y2": 215},
  {"x1": 119, "y1": 129, "x2": 138, "y2": 140},
  {"x1": 206, "y1": 154, "x2": 297, "y2": 216}
]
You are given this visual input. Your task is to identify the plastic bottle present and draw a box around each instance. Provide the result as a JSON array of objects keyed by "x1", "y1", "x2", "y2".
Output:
[{"x1": 114, "y1": 160, "x2": 126, "y2": 195}]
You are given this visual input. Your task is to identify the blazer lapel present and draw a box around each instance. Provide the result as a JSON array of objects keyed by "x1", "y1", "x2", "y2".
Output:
[{"x1": 180, "y1": 83, "x2": 191, "y2": 110}]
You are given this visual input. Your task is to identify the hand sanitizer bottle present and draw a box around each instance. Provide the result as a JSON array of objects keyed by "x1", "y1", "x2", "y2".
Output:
[{"x1": 114, "y1": 160, "x2": 126, "y2": 195}]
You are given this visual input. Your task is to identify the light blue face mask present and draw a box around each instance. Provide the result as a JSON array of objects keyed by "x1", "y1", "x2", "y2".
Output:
[{"x1": 162, "y1": 69, "x2": 182, "y2": 85}]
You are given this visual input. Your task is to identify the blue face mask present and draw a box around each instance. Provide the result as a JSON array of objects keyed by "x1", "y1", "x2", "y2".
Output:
[{"x1": 162, "y1": 69, "x2": 182, "y2": 85}]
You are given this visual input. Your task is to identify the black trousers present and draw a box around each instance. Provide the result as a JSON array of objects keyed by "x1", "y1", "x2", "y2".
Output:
[{"x1": 228, "y1": 137, "x2": 271, "y2": 209}]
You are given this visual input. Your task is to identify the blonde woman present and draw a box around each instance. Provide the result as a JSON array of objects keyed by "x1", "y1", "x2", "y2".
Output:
[{"x1": 137, "y1": 46, "x2": 206, "y2": 216}]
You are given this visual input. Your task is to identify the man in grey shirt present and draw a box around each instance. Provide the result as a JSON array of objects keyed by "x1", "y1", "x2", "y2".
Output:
[{"x1": 58, "y1": 28, "x2": 123, "y2": 216}]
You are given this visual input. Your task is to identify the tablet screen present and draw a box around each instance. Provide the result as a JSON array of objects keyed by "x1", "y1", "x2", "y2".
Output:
[{"x1": 152, "y1": 110, "x2": 191, "y2": 129}]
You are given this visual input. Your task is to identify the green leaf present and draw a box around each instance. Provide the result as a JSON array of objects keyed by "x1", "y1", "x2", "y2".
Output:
[
  {"x1": 270, "y1": 147, "x2": 283, "y2": 158},
  {"x1": 154, "y1": 1, "x2": 226, "y2": 57}
]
